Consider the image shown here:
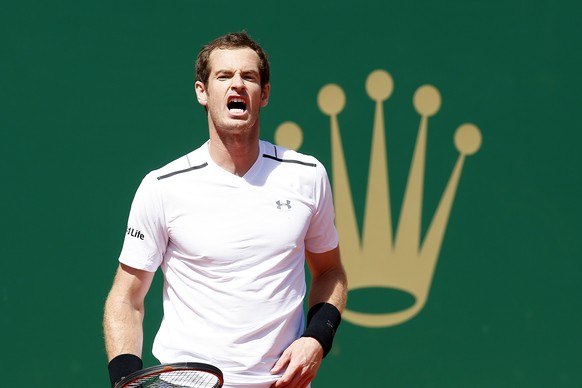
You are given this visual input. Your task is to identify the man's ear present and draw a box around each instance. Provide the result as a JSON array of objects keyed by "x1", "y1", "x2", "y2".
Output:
[
  {"x1": 260, "y1": 84, "x2": 270, "y2": 108},
  {"x1": 195, "y1": 81, "x2": 208, "y2": 106}
]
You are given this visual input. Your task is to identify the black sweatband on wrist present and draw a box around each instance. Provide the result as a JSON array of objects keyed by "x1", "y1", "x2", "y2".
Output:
[
  {"x1": 108, "y1": 353, "x2": 143, "y2": 388},
  {"x1": 301, "y1": 302, "x2": 342, "y2": 358}
]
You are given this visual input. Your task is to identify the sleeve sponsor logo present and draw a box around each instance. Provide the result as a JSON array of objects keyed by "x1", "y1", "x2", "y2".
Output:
[{"x1": 126, "y1": 227, "x2": 145, "y2": 241}]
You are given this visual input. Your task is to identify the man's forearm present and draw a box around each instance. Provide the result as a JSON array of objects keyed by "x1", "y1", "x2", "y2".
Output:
[
  {"x1": 103, "y1": 293, "x2": 145, "y2": 360},
  {"x1": 103, "y1": 264, "x2": 154, "y2": 387},
  {"x1": 308, "y1": 265, "x2": 348, "y2": 311}
]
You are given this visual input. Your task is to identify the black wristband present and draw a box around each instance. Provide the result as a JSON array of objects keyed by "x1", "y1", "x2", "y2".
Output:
[
  {"x1": 301, "y1": 302, "x2": 342, "y2": 358},
  {"x1": 108, "y1": 354, "x2": 143, "y2": 388}
]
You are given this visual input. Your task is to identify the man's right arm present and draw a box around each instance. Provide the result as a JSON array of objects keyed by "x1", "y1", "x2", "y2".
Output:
[{"x1": 103, "y1": 263, "x2": 155, "y2": 386}]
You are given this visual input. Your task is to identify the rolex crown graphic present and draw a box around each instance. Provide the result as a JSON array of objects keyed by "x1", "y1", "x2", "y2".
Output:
[{"x1": 275, "y1": 70, "x2": 482, "y2": 328}]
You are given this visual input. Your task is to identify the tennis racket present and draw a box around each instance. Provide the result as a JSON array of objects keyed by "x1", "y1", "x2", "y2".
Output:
[{"x1": 114, "y1": 362, "x2": 223, "y2": 388}]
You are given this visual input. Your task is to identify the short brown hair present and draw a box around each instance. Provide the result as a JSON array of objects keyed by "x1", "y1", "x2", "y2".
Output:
[{"x1": 195, "y1": 31, "x2": 270, "y2": 87}]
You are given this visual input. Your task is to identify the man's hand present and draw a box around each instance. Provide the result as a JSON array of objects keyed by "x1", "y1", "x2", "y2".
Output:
[{"x1": 270, "y1": 337, "x2": 324, "y2": 388}]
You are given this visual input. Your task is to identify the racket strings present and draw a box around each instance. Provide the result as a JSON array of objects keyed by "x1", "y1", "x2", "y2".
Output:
[{"x1": 124, "y1": 369, "x2": 220, "y2": 388}]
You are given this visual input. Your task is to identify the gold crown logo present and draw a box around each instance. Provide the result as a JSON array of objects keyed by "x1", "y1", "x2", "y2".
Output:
[{"x1": 274, "y1": 69, "x2": 482, "y2": 328}]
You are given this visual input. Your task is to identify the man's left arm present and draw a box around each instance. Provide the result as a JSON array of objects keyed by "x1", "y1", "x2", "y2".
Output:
[{"x1": 271, "y1": 245, "x2": 347, "y2": 388}]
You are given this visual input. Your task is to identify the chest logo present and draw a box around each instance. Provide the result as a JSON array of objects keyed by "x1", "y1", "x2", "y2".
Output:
[{"x1": 276, "y1": 200, "x2": 292, "y2": 210}]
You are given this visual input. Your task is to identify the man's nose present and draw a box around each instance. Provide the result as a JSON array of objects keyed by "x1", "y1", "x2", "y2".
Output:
[{"x1": 231, "y1": 73, "x2": 245, "y2": 89}]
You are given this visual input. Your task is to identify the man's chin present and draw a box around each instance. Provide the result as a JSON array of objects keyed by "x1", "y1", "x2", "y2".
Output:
[
  {"x1": 226, "y1": 112, "x2": 250, "y2": 122},
  {"x1": 218, "y1": 120, "x2": 258, "y2": 135}
]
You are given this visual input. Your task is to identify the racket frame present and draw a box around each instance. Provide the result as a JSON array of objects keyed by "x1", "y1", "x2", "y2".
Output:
[{"x1": 114, "y1": 362, "x2": 223, "y2": 388}]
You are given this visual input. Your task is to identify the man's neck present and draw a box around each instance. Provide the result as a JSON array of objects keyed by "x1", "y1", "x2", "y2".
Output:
[{"x1": 207, "y1": 133, "x2": 260, "y2": 177}]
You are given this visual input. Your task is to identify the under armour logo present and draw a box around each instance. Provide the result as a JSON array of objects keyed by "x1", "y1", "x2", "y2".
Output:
[{"x1": 276, "y1": 200, "x2": 292, "y2": 210}]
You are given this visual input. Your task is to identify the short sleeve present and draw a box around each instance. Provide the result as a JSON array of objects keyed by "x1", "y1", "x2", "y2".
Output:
[
  {"x1": 304, "y1": 161, "x2": 339, "y2": 253},
  {"x1": 118, "y1": 173, "x2": 168, "y2": 272}
]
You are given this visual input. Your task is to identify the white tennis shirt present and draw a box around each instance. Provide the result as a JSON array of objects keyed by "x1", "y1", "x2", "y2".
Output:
[{"x1": 118, "y1": 140, "x2": 338, "y2": 387}]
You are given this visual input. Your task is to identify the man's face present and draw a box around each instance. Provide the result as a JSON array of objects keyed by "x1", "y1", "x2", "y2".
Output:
[{"x1": 195, "y1": 48, "x2": 270, "y2": 135}]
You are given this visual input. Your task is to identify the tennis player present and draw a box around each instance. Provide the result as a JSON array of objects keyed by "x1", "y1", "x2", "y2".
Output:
[{"x1": 103, "y1": 31, "x2": 347, "y2": 388}]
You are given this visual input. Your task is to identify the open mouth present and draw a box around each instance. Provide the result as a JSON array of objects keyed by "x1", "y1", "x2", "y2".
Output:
[{"x1": 227, "y1": 97, "x2": 247, "y2": 114}]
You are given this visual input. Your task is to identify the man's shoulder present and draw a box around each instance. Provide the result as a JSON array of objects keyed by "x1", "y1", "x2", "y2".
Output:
[
  {"x1": 260, "y1": 140, "x2": 320, "y2": 168},
  {"x1": 144, "y1": 143, "x2": 209, "y2": 182}
]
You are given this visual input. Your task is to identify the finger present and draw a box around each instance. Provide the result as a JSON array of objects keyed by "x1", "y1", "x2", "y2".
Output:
[
  {"x1": 275, "y1": 362, "x2": 315, "y2": 388},
  {"x1": 271, "y1": 350, "x2": 291, "y2": 374},
  {"x1": 283, "y1": 372, "x2": 312, "y2": 388},
  {"x1": 289, "y1": 374, "x2": 311, "y2": 388},
  {"x1": 272, "y1": 368, "x2": 295, "y2": 386},
  {"x1": 272, "y1": 361, "x2": 302, "y2": 387},
  {"x1": 295, "y1": 366, "x2": 316, "y2": 388}
]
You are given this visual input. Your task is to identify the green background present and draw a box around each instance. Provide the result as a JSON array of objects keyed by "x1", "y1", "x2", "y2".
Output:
[{"x1": 1, "y1": 1, "x2": 580, "y2": 387}]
